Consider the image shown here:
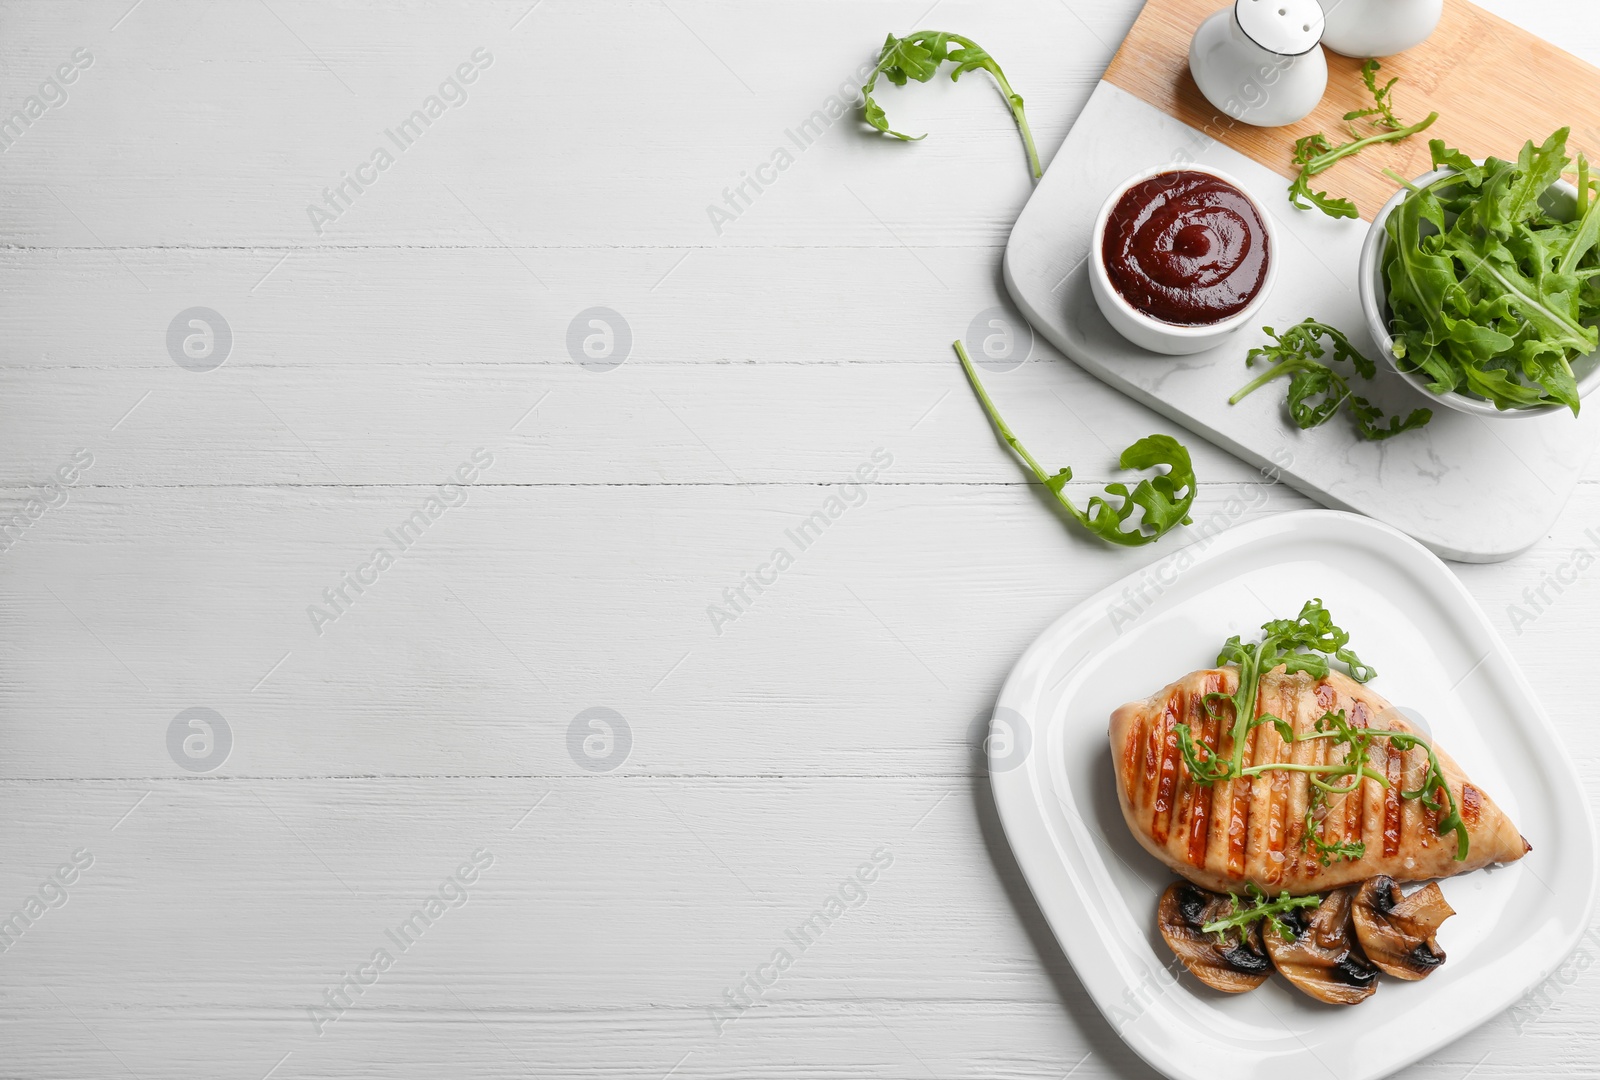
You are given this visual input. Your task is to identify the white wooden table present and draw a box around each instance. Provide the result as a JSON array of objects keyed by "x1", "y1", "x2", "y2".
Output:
[{"x1": 3, "y1": 2, "x2": 1597, "y2": 1077}]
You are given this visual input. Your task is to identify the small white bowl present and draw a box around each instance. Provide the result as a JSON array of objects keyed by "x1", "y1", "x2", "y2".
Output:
[
  {"x1": 1089, "y1": 163, "x2": 1279, "y2": 356},
  {"x1": 1359, "y1": 167, "x2": 1600, "y2": 419}
]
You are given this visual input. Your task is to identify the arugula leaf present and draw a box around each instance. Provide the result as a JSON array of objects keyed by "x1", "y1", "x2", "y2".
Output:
[
  {"x1": 1429, "y1": 139, "x2": 1484, "y2": 186},
  {"x1": 1201, "y1": 884, "x2": 1321, "y2": 943},
  {"x1": 861, "y1": 31, "x2": 1041, "y2": 179},
  {"x1": 1503, "y1": 128, "x2": 1571, "y2": 225},
  {"x1": 1288, "y1": 59, "x2": 1437, "y2": 219},
  {"x1": 1229, "y1": 319, "x2": 1432, "y2": 440},
  {"x1": 1383, "y1": 129, "x2": 1600, "y2": 413},
  {"x1": 953, "y1": 340, "x2": 1195, "y2": 546}
]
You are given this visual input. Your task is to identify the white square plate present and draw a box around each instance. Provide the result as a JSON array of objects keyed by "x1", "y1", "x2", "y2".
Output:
[{"x1": 987, "y1": 510, "x2": 1597, "y2": 1080}]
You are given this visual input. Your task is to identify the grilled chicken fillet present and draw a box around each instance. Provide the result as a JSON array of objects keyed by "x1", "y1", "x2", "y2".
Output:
[{"x1": 1110, "y1": 668, "x2": 1529, "y2": 895}]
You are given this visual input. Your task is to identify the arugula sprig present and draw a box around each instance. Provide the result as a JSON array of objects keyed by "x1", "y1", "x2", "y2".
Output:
[
  {"x1": 1290, "y1": 114, "x2": 1439, "y2": 219},
  {"x1": 1229, "y1": 319, "x2": 1432, "y2": 440},
  {"x1": 1299, "y1": 709, "x2": 1371, "y2": 866},
  {"x1": 1174, "y1": 601, "x2": 1471, "y2": 861},
  {"x1": 1295, "y1": 711, "x2": 1469, "y2": 861},
  {"x1": 1383, "y1": 728, "x2": 1469, "y2": 861},
  {"x1": 1200, "y1": 883, "x2": 1320, "y2": 943},
  {"x1": 1343, "y1": 59, "x2": 1404, "y2": 132},
  {"x1": 1288, "y1": 59, "x2": 1438, "y2": 219},
  {"x1": 1176, "y1": 599, "x2": 1376, "y2": 783},
  {"x1": 1303, "y1": 800, "x2": 1368, "y2": 867},
  {"x1": 862, "y1": 31, "x2": 1041, "y2": 179},
  {"x1": 954, "y1": 341, "x2": 1195, "y2": 546}
]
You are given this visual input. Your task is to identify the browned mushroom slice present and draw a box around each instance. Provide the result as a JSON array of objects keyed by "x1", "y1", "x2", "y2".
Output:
[
  {"x1": 1263, "y1": 886, "x2": 1378, "y2": 1004},
  {"x1": 1352, "y1": 876, "x2": 1455, "y2": 980},
  {"x1": 1157, "y1": 882, "x2": 1271, "y2": 993}
]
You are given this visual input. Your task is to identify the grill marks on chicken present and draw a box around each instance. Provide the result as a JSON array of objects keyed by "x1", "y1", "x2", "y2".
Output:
[
  {"x1": 1149, "y1": 693, "x2": 1181, "y2": 845},
  {"x1": 1111, "y1": 668, "x2": 1530, "y2": 895},
  {"x1": 1183, "y1": 676, "x2": 1220, "y2": 869},
  {"x1": 1148, "y1": 672, "x2": 1215, "y2": 866}
]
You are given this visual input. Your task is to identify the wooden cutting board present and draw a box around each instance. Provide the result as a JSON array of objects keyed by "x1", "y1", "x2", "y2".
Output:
[
  {"x1": 1002, "y1": 0, "x2": 1600, "y2": 562},
  {"x1": 1104, "y1": 0, "x2": 1600, "y2": 219}
]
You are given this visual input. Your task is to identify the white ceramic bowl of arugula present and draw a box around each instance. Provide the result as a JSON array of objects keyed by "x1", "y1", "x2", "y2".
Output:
[{"x1": 1358, "y1": 162, "x2": 1600, "y2": 419}]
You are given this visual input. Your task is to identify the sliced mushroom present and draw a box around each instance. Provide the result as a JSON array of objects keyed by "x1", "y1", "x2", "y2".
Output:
[
  {"x1": 1157, "y1": 882, "x2": 1271, "y2": 993},
  {"x1": 1352, "y1": 876, "x2": 1455, "y2": 980},
  {"x1": 1263, "y1": 886, "x2": 1378, "y2": 1005}
]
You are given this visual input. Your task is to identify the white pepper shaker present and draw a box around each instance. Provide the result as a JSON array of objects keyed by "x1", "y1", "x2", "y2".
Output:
[
  {"x1": 1316, "y1": 0, "x2": 1442, "y2": 58},
  {"x1": 1189, "y1": 0, "x2": 1328, "y2": 128}
]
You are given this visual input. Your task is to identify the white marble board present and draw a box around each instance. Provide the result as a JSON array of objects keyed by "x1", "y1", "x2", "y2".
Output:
[{"x1": 1004, "y1": 81, "x2": 1600, "y2": 563}]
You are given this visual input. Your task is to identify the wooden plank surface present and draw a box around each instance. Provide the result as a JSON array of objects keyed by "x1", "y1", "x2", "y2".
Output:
[
  {"x1": 1104, "y1": 0, "x2": 1600, "y2": 219},
  {"x1": 1, "y1": 1, "x2": 1597, "y2": 1078}
]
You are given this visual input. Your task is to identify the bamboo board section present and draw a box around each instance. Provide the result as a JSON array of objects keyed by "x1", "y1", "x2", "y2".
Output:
[{"x1": 1103, "y1": 0, "x2": 1600, "y2": 220}]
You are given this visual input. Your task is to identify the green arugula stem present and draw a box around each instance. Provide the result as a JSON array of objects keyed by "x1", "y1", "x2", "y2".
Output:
[
  {"x1": 1226, "y1": 650, "x2": 1263, "y2": 777},
  {"x1": 1239, "y1": 761, "x2": 1389, "y2": 785},
  {"x1": 1228, "y1": 355, "x2": 1311, "y2": 405},
  {"x1": 1302, "y1": 112, "x2": 1438, "y2": 179},
  {"x1": 978, "y1": 53, "x2": 1041, "y2": 179},
  {"x1": 1379, "y1": 166, "x2": 1459, "y2": 197},
  {"x1": 954, "y1": 340, "x2": 1050, "y2": 479}
]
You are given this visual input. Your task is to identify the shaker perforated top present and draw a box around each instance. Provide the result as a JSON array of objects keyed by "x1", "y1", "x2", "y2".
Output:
[{"x1": 1234, "y1": 0, "x2": 1325, "y2": 56}]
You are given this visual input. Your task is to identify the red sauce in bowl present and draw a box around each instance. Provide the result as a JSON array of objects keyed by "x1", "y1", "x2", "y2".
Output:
[{"x1": 1101, "y1": 170, "x2": 1270, "y2": 326}]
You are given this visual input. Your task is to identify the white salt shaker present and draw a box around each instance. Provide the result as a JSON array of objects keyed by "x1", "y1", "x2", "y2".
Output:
[
  {"x1": 1189, "y1": 0, "x2": 1328, "y2": 128},
  {"x1": 1316, "y1": 0, "x2": 1442, "y2": 58}
]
